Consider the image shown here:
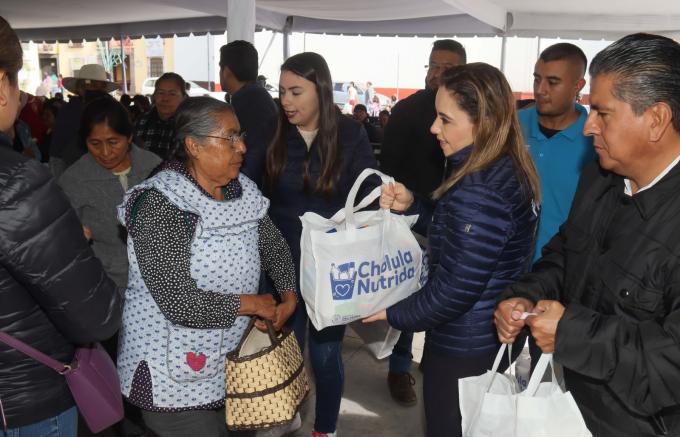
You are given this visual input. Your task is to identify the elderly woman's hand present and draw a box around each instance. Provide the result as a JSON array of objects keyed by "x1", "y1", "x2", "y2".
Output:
[
  {"x1": 254, "y1": 292, "x2": 297, "y2": 332},
  {"x1": 239, "y1": 294, "x2": 277, "y2": 321},
  {"x1": 380, "y1": 182, "x2": 414, "y2": 212},
  {"x1": 273, "y1": 291, "x2": 297, "y2": 331}
]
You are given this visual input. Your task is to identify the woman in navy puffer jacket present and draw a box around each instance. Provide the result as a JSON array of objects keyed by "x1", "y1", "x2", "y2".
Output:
[{"x1": 366, "y1": 63, "x2": 540, "y2": 437}]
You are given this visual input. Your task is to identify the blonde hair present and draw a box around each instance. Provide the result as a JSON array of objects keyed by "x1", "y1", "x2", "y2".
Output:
[{"x1": 432, "y1": 63, "x2": 541, "y2": 204}]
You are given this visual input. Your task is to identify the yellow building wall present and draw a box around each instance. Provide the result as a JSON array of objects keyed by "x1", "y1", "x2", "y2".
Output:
[
  {"x1": 44, "y1": 37, "x2": 177, "y2": 95},
  {"x1": 131, "y1": 38, "x2": 147, "y2": 94},
  {"x1": 55, "y1": 41, "x2": 100, "y2": 79},
  {"x1": 164, "y1": 38, "x2": 175, "y2": 75}
]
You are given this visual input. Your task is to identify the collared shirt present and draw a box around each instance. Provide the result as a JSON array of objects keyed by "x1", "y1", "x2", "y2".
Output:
[
  {"x1": 133, "y1": 107, "x2": 176, "y2": 160},
  {"x1": 624, "y1": 154, "x2": 680, "y2": 196},
  {"x1": 519, "y1": 103, "x2": 597, "y2": 263}
]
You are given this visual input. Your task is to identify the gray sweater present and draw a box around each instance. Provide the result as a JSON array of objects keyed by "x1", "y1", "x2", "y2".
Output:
[{"x1": 59, "y1": 144, "x2": 161, "y2": 288}]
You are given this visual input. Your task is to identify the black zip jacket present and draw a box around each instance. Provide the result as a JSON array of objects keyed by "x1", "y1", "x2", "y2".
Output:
[
  {"x1": 501, "y1": 161, "x2": 680, "y2": 437},
  {"x1": 0, "y1": 140, "x2": 121, "y2": 428}
]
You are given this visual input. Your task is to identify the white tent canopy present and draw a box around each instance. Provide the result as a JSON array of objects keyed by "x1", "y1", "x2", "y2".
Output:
[{"x1": 5, "y1": 0, "x2": 680, "y2": 42}]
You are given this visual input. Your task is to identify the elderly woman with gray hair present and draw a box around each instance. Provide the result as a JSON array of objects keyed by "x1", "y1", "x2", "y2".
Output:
[{"x1": 116, "y1": 96, "x2": 298, "y2": 437}]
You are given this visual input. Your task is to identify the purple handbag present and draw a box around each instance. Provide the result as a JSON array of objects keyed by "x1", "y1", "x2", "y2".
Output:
[{"x1": 0, "y1": 332, "x2": 124, "y2": 433}]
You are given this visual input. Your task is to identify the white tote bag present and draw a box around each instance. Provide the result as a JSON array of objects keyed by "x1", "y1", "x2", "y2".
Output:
[
  {"x1": 514, "y1": 353, "x2": 591, "y2": 437},
  {"x1": 299, "y1": 168, "x2": 423, "y2": 330},
  {"x1": 460, "y1": 344, "x2": 592, "y2": 437},
  {"x1": 351, "y1": 251, "x2": 430, "y2": 359},
  {"x1": 459, "y1": 344, "x2": 519, "y2": 437}
]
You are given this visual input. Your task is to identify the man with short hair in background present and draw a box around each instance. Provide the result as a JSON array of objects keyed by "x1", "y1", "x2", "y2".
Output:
[
  {"x1": 520, "y1": 42, "x2": 597, "y2": 264},
  {"x1": 379, "y1": 39, "x2": 467, "y2": 407},
  {"x1": 219, "y1": 40, "x2": 278, "y2": 188},
  {"x1": 381, "y1": 39, "x2": 466, "y2": 198}
]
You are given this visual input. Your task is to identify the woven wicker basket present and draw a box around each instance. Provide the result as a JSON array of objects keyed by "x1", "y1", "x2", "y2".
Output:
[{"x1": 225, "y1": 319, "x2": 309, "y2": 430}]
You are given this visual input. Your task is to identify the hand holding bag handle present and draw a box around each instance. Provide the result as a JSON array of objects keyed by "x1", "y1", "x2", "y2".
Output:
[{"x1": 343, "y1": 168, "x2": 394, "y2": 231}]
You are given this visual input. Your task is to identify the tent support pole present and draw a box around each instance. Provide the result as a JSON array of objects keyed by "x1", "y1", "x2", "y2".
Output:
[
  {"x1": 227, "y1": 0, "x2": 256, "y2": 43},
  {"x1": 283, "y1": 16, "x2": 293, "y2": 60},
  {"x1": 500, "y1": 35, "x2": 507, "y2": 74},
  {"x1": 259, "y1": 31, "x2": 276, "y2": 69},
  {"x1": 120, "y1": 32, "x2": 128, "y2": 94}
]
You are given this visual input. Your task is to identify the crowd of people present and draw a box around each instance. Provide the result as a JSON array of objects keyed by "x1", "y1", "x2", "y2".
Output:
[{"x1": 3, "y1": 11, "x2": 680, "y2": 437}]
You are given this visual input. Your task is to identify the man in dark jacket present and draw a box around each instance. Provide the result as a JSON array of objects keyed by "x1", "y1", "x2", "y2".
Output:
[
  {"x1": 219, "y1": 40, "x2": 278, "y2": 188},
  {"x1": 380, "y1": 39, "x2": 466, "y2": 198},
  {"x1": 0, "y1": 17, "x2": 121, "y2": 433},
  {"x1": 495, "y1": 33, "x2": 680, "y2": 437},
  {"x1": 379, "y1": 39, "x2": 467, "y2": 406},
  {"x1": 0, "y1": 143, "x2": 122, "y2": 431}
]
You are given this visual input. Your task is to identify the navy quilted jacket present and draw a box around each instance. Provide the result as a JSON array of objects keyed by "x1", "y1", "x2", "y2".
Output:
[
  {"x1": 386, "y1": 146, "x2": 538, "y2": 357},
  {"x1": 267, "y1": 114, "x2": 378, "y2": 273}
]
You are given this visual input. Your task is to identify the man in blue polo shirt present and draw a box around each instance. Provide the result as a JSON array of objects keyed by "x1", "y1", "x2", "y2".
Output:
[{"x1": 519, "y1": 43, "x2": 597, "y2": 263}]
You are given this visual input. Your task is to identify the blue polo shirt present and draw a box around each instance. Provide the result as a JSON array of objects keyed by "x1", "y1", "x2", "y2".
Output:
[{"x1": 519, "y1": 103, "x2": 597, "y2": 263}]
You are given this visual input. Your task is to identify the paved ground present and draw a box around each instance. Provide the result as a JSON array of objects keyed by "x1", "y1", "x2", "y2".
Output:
[{"x1": 290, "y1": 327, "x2": 427, "y2": 437}]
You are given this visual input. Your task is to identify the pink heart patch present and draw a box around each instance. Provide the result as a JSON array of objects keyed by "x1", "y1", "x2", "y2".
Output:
[{"x1": 186, "y1": 352, "x2": 207, "y2": 371}]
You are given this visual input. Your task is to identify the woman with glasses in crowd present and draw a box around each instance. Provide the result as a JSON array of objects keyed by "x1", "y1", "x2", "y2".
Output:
[
  {"x1": 134, "y1": 72, "x2": 187, "y2": 160},
  {"x1": 264, "y1": 52, "x2": 378, "y2": 437},
  {"x1": 116, "y1": 96, "x2": 297, "y2": 437}
]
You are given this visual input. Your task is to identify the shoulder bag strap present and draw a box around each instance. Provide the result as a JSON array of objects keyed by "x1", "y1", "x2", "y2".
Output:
[{"x1": 0, "y1": 331, "x2": 68, "y2": 373}]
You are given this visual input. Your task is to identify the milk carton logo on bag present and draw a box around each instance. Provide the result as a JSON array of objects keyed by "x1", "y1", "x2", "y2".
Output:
[
  {"x1": 330, "y1": 262, "x2": 357, "y2": 300},
  {"x1": 329, "y1": 250, "x2": 416, "y2": 301}
]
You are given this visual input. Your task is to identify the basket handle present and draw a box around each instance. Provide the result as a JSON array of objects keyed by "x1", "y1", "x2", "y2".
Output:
[
  {"x1": 233, "y1": 318, "x2": 281, "y2": 355},
  {"x1": 263, "y1": 319, "x2": 279, "y2": 345}
]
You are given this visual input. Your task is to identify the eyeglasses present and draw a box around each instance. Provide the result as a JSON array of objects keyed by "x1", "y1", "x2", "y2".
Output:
[{"x1": 199, "y1": 132, "x2": 247, "y2": 149}]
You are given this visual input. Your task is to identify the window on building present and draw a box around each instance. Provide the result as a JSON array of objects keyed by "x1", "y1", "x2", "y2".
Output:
[{"x1": 148, "y1": 57, "x2": 164, "y2": 77}]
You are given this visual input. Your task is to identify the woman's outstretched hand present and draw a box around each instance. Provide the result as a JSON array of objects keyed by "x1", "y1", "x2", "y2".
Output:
[
  {"x1": 380, "y1": 182, "x2": 414, "y2": 212},
  {"x1": 363, "y1": 309, "x2": 387, "y2": 323}
]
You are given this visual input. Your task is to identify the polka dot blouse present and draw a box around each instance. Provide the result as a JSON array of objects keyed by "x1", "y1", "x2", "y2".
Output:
[{"x1": 127, "y1": 166, "x2": 297, "y2": 330}]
